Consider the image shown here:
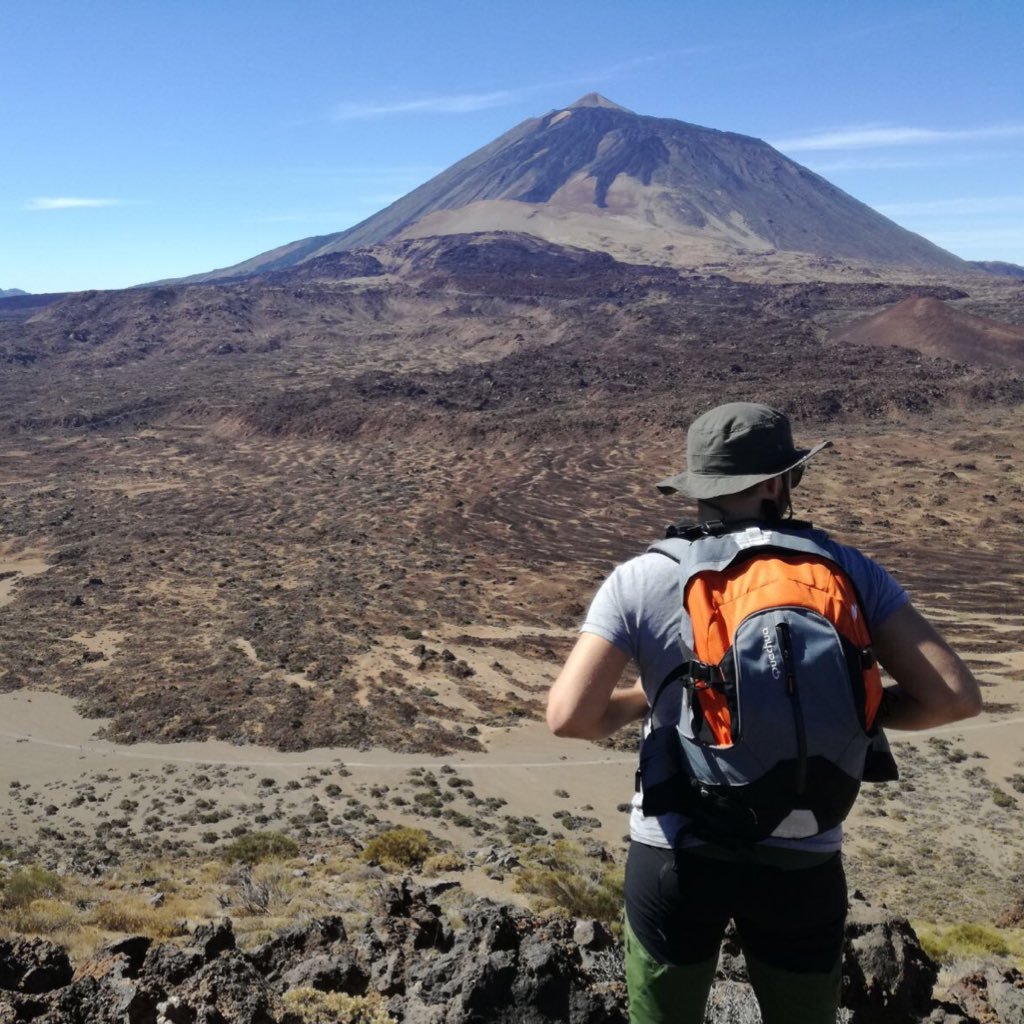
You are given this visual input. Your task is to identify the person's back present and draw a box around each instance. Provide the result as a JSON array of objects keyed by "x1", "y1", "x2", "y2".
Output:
[{"x1": 547, "y1": 402, "x2": 982, "y2": 1024}]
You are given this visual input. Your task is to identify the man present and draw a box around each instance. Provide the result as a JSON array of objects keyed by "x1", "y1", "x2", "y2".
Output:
[{"x1": 547, "y1": 402, "x2": 982, "y2": 1024}]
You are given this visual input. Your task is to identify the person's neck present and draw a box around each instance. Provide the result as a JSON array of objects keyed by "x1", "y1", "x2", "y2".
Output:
[{"x1": 697, "y1": 499, "x2": 765, "y2": 523}]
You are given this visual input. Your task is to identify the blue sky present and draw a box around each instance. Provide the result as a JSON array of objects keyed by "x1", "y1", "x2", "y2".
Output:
[{"x1": 3, "y1": 0, "x2": 1022, "y2": 293}]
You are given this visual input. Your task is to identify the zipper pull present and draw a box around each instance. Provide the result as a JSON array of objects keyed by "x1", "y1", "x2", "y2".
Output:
[{"x1": 776, "y1": 622, "x2": 796, "y2": 694}]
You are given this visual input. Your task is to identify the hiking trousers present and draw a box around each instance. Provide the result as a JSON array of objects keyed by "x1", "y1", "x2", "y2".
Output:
[{"x1": 624, "y1": 841, "x2": 847, "y2": 1024}]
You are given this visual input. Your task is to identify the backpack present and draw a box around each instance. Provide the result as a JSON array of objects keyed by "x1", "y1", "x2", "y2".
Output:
[{"x1": 637, "y1": 519, "x2": 898, "y2": 844}]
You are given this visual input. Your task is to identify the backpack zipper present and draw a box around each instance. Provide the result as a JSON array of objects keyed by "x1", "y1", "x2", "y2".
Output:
[{"x1": 776, "y1": 621, "x2": 807, "y2": 794}]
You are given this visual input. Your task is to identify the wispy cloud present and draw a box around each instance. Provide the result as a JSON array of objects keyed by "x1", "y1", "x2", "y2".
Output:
[
  {"x1": 288, "y1": 165, "x2": 439, "y2": 180},
  {"x1": 772, "y1": 124, "x2": 1024, "y2": 153},
  {"x1": 803, "y1": 152, "x2": 993, "y2": 174},
  {"x1": 330, "y1": 49, "x2": 688, "y2": 123},
  {"x1": 25, "y1": 196, "x2": 125, "y2": 211},
  {"x1": 334, "y1": 90, "x2": 519, "y2": 121},
  {"x1": 245, "y1": 195, "x2": 405, "y2": 225},
  {"x1": 926, "y1": 227, "x2": 1024, "y2": 244},
  {"x1": 875, "y1": 196, "x2": 1024, "y2": 217}
]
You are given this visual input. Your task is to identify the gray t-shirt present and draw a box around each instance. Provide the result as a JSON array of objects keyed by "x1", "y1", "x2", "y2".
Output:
[{"x1": 581, "y1": 524, "x2": 908, "y2": 852}]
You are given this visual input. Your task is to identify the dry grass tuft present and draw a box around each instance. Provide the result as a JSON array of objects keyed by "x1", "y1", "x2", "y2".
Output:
[
  {"x1": 513, "y1": 840, "x2": 623, "y2": 931},
  {"x1": 86, "y1": 895, "x2": 189, "y2": 938},
  {"x1": 4, "y1": 897, "x2": 79, "y2": 936},
  {"x1": 422, "y1": 851, "x2": 465, "y2": 875},
  {"x1": 282, "y1": 988, "x2": 396, "y2": 1024}
]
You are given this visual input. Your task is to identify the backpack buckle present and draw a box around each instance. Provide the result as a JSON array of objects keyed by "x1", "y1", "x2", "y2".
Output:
[{"x1": 685, "y1": 661, "x2": 727, "y2": 694}]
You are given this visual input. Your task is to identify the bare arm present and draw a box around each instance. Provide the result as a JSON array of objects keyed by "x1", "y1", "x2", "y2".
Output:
[
  {"x1": 872, "y1": 602, "x2": 983, "y2": 730},
  {"x1": 546, "y1": 633, "x2": 648, "y2": 740}
]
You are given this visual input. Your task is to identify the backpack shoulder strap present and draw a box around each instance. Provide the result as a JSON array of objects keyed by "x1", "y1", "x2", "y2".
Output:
[{"x1": 647, "y1": 536, "x2": 691, "y2": 562}]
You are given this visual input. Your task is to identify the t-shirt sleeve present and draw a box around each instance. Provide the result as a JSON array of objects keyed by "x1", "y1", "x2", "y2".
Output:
[
  {"x1": 832, "y1": 543, "x2": 909, "y2": 629},
  {"x1": 580, "y1": 563, "x2": 639, "y2": 660}
]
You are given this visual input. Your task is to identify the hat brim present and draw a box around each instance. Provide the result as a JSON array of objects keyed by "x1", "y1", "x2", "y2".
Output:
[{"x1": 656, "y1": 440, "x2": 832, "y2": 499}]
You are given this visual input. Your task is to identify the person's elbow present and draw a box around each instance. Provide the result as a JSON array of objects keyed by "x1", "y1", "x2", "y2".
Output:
[
  {"x1": 925, "y1": 669, "x2": 984, "y2": 727},
  {"x1": 545, "y1": 698, "x2": 571, "y2": 737},
  {"x1": 546, "y1": 698, "x2": 594, "y2": 739},
  {"x1": 949, "y1": 678, "x2": 984, "y2": 721}
]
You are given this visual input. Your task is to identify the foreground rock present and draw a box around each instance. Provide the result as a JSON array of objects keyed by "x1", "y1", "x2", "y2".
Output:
[{"x1": 0, "y1": 884, "x2": 1016, "y2": 1023}]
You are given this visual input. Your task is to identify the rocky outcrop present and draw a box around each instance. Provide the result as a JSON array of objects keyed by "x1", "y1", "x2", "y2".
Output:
[
  {"x1": 941, "y1": 967, "x2": 1024, "y2": 1024},
  {"x1": 0, "y1": 885, "x2": 1015, "y2": 1023},
  {"x1": 842, "y1": 892, "x2": 939, "y2": 1022}
]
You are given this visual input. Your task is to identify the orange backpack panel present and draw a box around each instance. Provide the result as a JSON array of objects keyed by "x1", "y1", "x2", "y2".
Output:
[{"x1": 685, "y1": 554, "x2": 883, "y2": 745}]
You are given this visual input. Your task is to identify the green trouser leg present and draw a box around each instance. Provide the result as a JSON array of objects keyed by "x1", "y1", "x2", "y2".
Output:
[
  {"x1": 624, "y1": 919, "x2": 719, "y2": 1024},
  {"x1": 743, "y1": 947, "x2": 842, "y2": 1024},
  {"x1": 624, "y1": 919, "x2": 842, "y2": 1024}
]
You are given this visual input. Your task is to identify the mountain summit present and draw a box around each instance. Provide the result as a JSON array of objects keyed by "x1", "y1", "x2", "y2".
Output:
[
  {"x1": 566, "y1": 92, "x2": 634, "y2": 112},
  {"x1": 183, "y1": 96, "x2": 966, "y2": 282}
]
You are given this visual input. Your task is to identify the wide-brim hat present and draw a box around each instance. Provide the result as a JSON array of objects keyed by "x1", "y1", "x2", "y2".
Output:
[{"x1": 656, "y1": 402, "x2": 832, "y2": 500}]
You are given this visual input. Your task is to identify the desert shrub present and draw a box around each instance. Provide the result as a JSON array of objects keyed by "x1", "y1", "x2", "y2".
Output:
[
  {"x1": 0, "y1": 865, "x2": 63, "y2": 909},
  {"x1": 5, "y1": 897, "x2": 79, "y2": 935},
  {"x1": 283, "y1": 988, "x2": 395, "y2": 1024},
  {"x1": 86, "y1": 896, "x2": 187, "y2": 938},
  {"x1": 423, "y1": 851, "x2": 466, "y2": 875},
  {"x1": 232, "y1": 865, "x2": 293, "y2": 916},
  {"x1": 220, "y1": 830, "x2": 298, "y2": 865},
  {"x1": 917, "y1": 922, "x2": 1012, "y2": 963},
  {"x1": 513, "y1": 840, "x2": 623, "y2": 931},
  {"x1": 361, "y1": 827, "x2": 435, "y2": 870},
  {"x1": 991, "y1": 788, "x2": 1016, "y2": 809}
]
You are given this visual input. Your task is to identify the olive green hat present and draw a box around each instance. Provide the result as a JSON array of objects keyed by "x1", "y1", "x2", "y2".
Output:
[{"x1": 656, "y1": 402, "x2": 832, "y2": 499}]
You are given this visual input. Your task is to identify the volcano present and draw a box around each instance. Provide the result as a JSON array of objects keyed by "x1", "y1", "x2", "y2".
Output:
[{"x1": 178, "y1": 93, "x2": 967, "y2": 284}]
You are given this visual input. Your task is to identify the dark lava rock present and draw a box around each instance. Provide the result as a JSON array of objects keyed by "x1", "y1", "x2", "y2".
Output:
[
  {"x1": 250, "y1": 915, "x2": 348, "y2": 984},
  {"x1": 0, "y1": 937, "x2": 73, "y2": 994},
  {"x1": 164, "y1": 952, "x2": 281, "y2": 1024},
  {"x1": 188, "y1": 919, "x2": 236, "y2": 961},
  {"x1": 0, "y1": 885, "x2": 999, "y2": 1023},
  {"x1": 842, "y1": 892, "x2": 939, "y2": 1022},
  {"x1": 280, "y1": 951, "x2": 368, "y2": 995}
]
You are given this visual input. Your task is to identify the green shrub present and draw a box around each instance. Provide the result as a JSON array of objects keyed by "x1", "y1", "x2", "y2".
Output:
[
  {"x1": 283, "y1": 989, "x2": 395, "y2": 1023},
  {"x1": 992, "y1": 788, "x2": 1016, "y2": 808},
  {"x1": 361, "y1": 827, "x2": 435, "y2": 870},
  {"x1": 918, "y1": 922, "x2": 1011, "y2": 963},
  {"x1": 1, "y1": 865, "x2": 63, "y2": 909},
  {"x1": 513, "y1": 840, "x2": 623, "y2": 931},
  {"x1": 220, "y1": 830, "x2": 298, "y2": 865}
]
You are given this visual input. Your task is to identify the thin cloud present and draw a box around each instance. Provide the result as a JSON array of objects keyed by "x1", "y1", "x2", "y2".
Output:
[
  {"x1": 334, "y1": 90, "x2": 519, "y2": 121},
  {"x1": 805, "y1": 153, "x2": 992, "y2": 174},
  {"x1": 289, "y1": 165, "x2": 439, "y2": 180},
  {"x1": 875, "y1": 196, "x2": 1024, "y2": 217},
  {"x1": 330, "y1": 50, "x2": 685, "y2": 123},
  {"x1": 772, "y1": 124, "x2": 1024, "y2": 153},
  {"x1": 25, "y1": 197, "x2": 125, "y2": 211}
]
